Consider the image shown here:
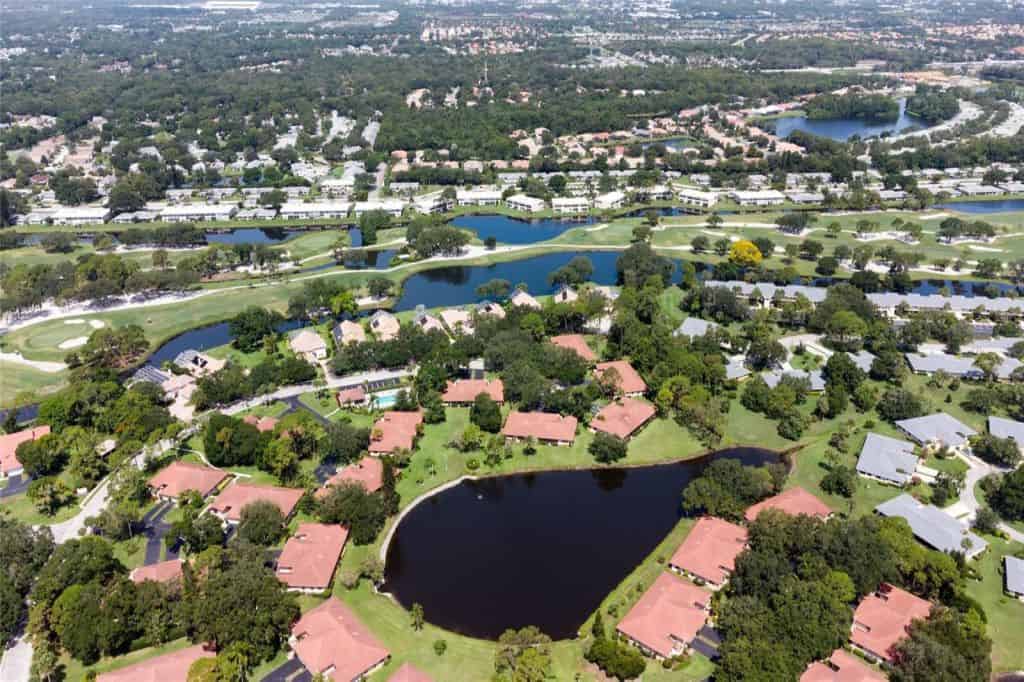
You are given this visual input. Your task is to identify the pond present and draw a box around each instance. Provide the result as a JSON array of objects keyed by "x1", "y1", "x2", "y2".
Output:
[
  {"x1": 773, "y1": 98, "x2": 927, "y2": 142},
  {"x1": 937, "y1": 200, "x2": 1024, "y2": 214},
  {"x1": 450, "y1": 214, "x2": 595, "y2": 245},
  {"x1": 204, "y1": 227, "x2": 312, "y2": 245},
  {"x1": 382, "y1": 447, "x2": 778, "y2": 640}
]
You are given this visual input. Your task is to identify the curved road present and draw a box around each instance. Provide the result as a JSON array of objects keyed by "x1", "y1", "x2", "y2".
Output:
[{"x1": 959, "y1": 455, "x2": 1024, "y2": 544}]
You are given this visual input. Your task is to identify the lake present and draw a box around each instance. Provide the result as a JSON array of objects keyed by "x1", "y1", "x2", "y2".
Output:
[
  {"x1": 204, "y1": 228, "x2": 312, "y2": 245},
  {"x1": 382, "y1": 447, "x2": 778, "y2": 640},
  {"x1": 773, "y1": 98, "x2": 927, "y2": 142},
  {"x1": 451, "y1": 214, "x2": 594, "y2": 245},
  {"x1": 937, "y1": 200, "x2": 1024, "y2": 214}
]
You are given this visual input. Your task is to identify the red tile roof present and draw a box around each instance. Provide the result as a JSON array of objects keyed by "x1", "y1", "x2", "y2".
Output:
[
  {"x1": 276, "y1": 523, "x2": 348, "y2": 591},
  {"x1": 321, "y1": 456, "x2": 384, "y2": 495},
  {"x1": 369, "y1": 410, "x2": 423, "y2": 454},
  {"x1": 0, "y1": 425, "x2": 50, "y2": 475},
  {"x1": 243, "y1": 414, "x2": 279, "y2": 432},
  {"x1": 441, "y1": 379, "x2": 504, "y2": 404},
  {"x1": 669, "y1": 517, "x2": 748, "y2": 586},
  {"x1": 550, "y1": 334, "x2": 597, "y2": 362},
  {"x1": 389, "y1": 662, "x2": 434, "y2": 682},
  {"x1": 502, "y1": 411, "x2": 578, "y2": 444},
  {"x1": 208, "y1": 482, "x2": 304, "y2": 523},
  {"x1": 149, "y1": 461, "x2": 229, "y2": 500},
  {"x1": 800, "y1": 649, "x2": 886, "y2": 682},
  {"x1": 745, "y1": 487, "x2": 833, "y2": 522},
  {"x1": 291, "y1": 598, "x2": 389, "y2": 681},
  {"x1": 130, "y1": 559, "x2": 184, "y2": 585},
  {"x1": 616, "y1": 572, "x2": 711, "y2": 658},
  {"x1": 594, "y1": 360, "x2": 647, "y2": 395},
  {"x1": 96, "y1": 644, "x2": 215, "y2": 682},
  {"x1": 336, "y1": 386, "x2": 367, "y2": 405},
  {"x1": 591, "y1": 398, "x2": 656, "y2": 439},
  {"x1": 850, "y1": 584, "x2": 931, "y2": 663}
]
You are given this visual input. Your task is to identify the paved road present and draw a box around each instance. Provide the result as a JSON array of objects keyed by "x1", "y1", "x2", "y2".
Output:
[
  {"x1": 221, "y1": 368, "x2": 412, "y2": 417},
  {"x1": 0, "y1": 635, "x2": 32, "y2": 682}
]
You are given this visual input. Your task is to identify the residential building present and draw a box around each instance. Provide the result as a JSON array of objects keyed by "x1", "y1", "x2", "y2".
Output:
[
  {"x1": 856, "y1": 433, "x2": 920, "y2": 486},
  {"x1": 369, "y1": 310, "x2": 401, "y2": 342},
  {"x1": 52, "y1": 206, "x2": 111, "y2": 226},
  {"x1": 895, "y1": 413, "x2": 977, "y2": 451},
  {"x1": 594, "y1": 360, "x2": 647, "y2": 396},
  {"x1": 0, "y1": 425, "x2": 50, "y2": 479},
  {"x1": 411, "y1": 194, "x2": 448, "y2": 214},
  {"x1": 676, "y1": 187, "x2": 719, "y2": 209},
  {"x1": 276, "y1": 523, "x2": 348, "y2": 592},
  {"x1": 278, "y1": 201, "x2": 351, "y2": 220},
  {"x1": 160, "y1": 204, "x2": 236, "y2": 223},
  {"x1": 476, "y1": 300, "x2": 506, "y2": 319},
  {"x1": 594, "y1": 191, "x2": 626, "y2": 211},
  {"x1": 1006, "y1": 556, "x2": 1024, "y2": 600},
  {"x1": 552, "y1": 284, "x2": 578, "y2": 304},
  {"x1": 148, "y1": 461, "x2": 228, "y2": 502},
  {"x1": 369, "y1": 411, "x2": 423, "y2": 454},
  {"x1": 800, "y1": 649, "x2": 885, "y2": 682},
  {"x1": 551, "y1": 197, "x2": 590, "y2": 214},
  {"x1": 590, "y1": 398, "x2": 656, "y2": 440},
  {"x1": 320, "y1": 456, "x2": 384, "y2": 495},
  {"x1": 509, "y1": 289, "x2": 541, "y2": 309},
  {"x1": 96, "y1": 644, "x2": 215, "y2": 682},
  {"x1": 289, "y1": 329, "x2": 328, "y2": 363},
  {"x1": 336, "y1": 386, "x2": 368, "y2": 407},
  {"x1": 440, "y1": 308, "x2": 473, "y2": 335},
  {"x1": 744, "y1": 487, "x2": 832, "y2": 522},
  {"x1": 550, "y1": 334, "x2": 597, "y2": 362},
  {"x1": 850, "y1": 584, "x2": 931, "y2": 663},
  {"x1": 730, "y1": 189, "x2": 785, "y2": 206},
  {"x1": 668, "y1": 517, "x2": 748, "y2": 588},
  {"x1": 456, "y1": 188, "x2": 502, "y2": 206},
  {"x1": 354, "y1": 199, "x2": 406, "y2": 217},
  {"x1": 506, "y1": 194, "x2": 546, "y2": 213},
  {"x1": 674, "y1": 317, "x2": 718, "y2": 339},
  {"x1": 129, "y1": 559, "x2": 184, "y2": 585},
  {"x1": 333, "y1": 320, "x2": 367, "y2": 347},
  {"x1": 763, "y1": 369, "x2": 826, "y2": 392},
  {"x1": 442, "y1": 379, "x2": 504, "y2": 405},
  {"x1": 502, "y1": 411, "x2": 578, "y2": 446},
  {"x1": 616, "y1": 572, "x2": 711, "y2": 660},
  {"x1": 289, "y1": 598, "x2": 390, "y2": 681},
  {"x1": 988, "y1": 416, "x2": 1024, "y2": 445},
  {"x1": 875, "y1": 494, "x2": 988, "y2": 559},
  {"x1": 413, "y1": 311, "x2": 445, "y2": 334},
  {"x1": 173, "y1": 349, "x2": 225, "y2": 377},
  {"x1": 208, "y1": 483, "x2": 304, "y2": 524},
  {"x1": 243, "y1": 415, "x2": 279, "y2": 433}
]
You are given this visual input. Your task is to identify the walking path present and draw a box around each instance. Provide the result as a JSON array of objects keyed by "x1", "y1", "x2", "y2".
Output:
[{"x1": 957, "y1": 454, "x2": 1024, "y2": 544}]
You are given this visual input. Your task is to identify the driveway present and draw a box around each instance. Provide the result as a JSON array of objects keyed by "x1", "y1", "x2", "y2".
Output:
[
  {"x1": 0, "y1": 474, "x2": 29, "y2": 498},
  {"x1": 262, "y1": 656, "x2": 309, "y2": 682},
  {"x1": 141, "y1": 502, "x2": 178, "y2": 565},
  {"x1": 0, "y1": 635, "x2": 32, "y2": 682},
  {"x1": 956, "y1": 454, "x2": 1024, "y2": 544}
]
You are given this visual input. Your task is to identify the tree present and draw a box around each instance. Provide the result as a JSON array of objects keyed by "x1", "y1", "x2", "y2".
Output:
[
  {"x1": 615, "y1": 242, "x2": 672, "y2": 287},
  {"x1": 823, "y1": 352, "x2": 866, "y2": 393},
  {"x1": 728, "y1": 240, "x2": 763, "y2": 267},
  {"x1": 589, "y1": 432, "x2": 628, "y2": 464},
  {"x1": 682, "y1": 459, "x2": 776, "y2": 522},
  {"x1": 229, "y1": 307, "x2": 283, "y2": 353},
  {"x1": 410, "y1": 603, "x2": 425, "y2": 631},
  {"x1": 204, "y1": 414, "x2": 264, "y2": 467},
  {"x1": 972, "y1": 507, "x2": 1000, "y2": 535},
  {"x1": 494, "y1": 626, "x2": 552, "y2": 682},
  {"x1": 65, "y1": 325, "x2": 149, "y2": 371},
  {"x1": 989, "y1": 466, "x2": 1024, "y2": 521},
  {"x1": 470, "y1": 393, "x2": 503, "y2": 433},
  {"x1": 237, "y1": 501, "x2": 287, "y2": 546},
  {"x1": 27, "y1": 477, "x2": 74, "y2": 516},
  {"x1": 821, "y1": 465, "x2": 857, "y2": 497},
  {"x1": 825, "y1": 311, "x2": 868, "y2": 351},
  {"x1": 876, "y1": 388, "x2": 925, "y2": 422},
  {"x1": 187, "y1": 550, "x2": 299, "y2": 663},
  {"x1": 317, "y1": 483, "x2": 387, "y2": 544},
  {"x1": 0, "y1": 514, "x2": 53, "y2": 643},
  {"x1": 891, "y1": 607, "x2": 990, "y2": 682},
  {"x1": 968, "y1": 434, "x2": 1020, "y2": 467}
]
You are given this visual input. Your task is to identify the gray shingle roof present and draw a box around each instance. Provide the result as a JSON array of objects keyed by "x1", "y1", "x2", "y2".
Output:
[
  {"x1": 131, "y1": 365, "x2": 170, "y2": 385},
  {"x1": 857, "y1": 432, "x2": 919, "y2": 485},
  {"x1": 763, "y1": 369, "x2": 826, "y2": 392},
  {"x1": 868, "y1": 292, "x2": 1024, "y2": 315},
  {"x1": 725, "y1": 356, "x2": 750, "y2": 381},
  {"x1": 988, "y1": 416, "x2": 1024, "y2": 443},
  {"x1": 675, "y1": 317, "x2": 718, "y2": 338},
  {"x1": 1006, "y1": 556, "x2": 1024, "y2": 596},
  {"x1": 876, "y1": 493, "x2": 988, "y2": 557},
  {"x1": 895, "y1": 413, "x2": 977, "y2": 448},
  {"x1": 703, "y1": 280, "x2": 828, "y2": 304},
  {"x1": 849, "y1": 350, "x2": 876, "y2": 373},
  {"x1": 906, "y1": 352, "x2": 1022, "y2": 380}
]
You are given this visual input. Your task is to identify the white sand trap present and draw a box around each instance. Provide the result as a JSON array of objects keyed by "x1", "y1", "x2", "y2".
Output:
[
  {"x1": 89, "y1": 320, "x2": 105, "y2": 329},
  {"x1": 64, "y1": 319, "x2": 86, "y2": 325},
  {"x1": 58, "y1": 336, "x2": 88, "y2": 350}
]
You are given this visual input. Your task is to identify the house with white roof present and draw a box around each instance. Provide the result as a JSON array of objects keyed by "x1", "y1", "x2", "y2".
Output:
[
  {"x1": 1006, "y1": 556, "x2": 1024, "y2": 600},
  {"x1": 876, "y1": 494, "x2": 988, "y2": 559},
  {"x1": 506, "y1": 194, "x2": 546, "y2": 213},
  {"x1": 895, "y1": 413, "x2": 977, "y2": 453},
  {"x1": 856, "y1": 433, "x2": 920, "y2": 486}
]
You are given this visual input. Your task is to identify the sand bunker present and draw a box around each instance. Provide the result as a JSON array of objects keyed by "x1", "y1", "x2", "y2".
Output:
[{"x1": 58, "y1": 336, "x2": 88, "y2": 349}]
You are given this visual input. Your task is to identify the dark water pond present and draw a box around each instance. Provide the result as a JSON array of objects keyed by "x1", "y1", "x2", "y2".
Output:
[
  {"x1": 773, "y1": 98, "x2": 927, "y2": 142},
  {"x1": 937, "y1": 200, "x2": 1024, "y2": 214},
  {"x1": 204, "y1": 228, "x2": 311, "y2": 245},
  {"x1": 382, "y1": 447, "x2": 778, "y2": 640},
  {"x1": 451, "y1": 215, "x2": 594, "y2": 245}
]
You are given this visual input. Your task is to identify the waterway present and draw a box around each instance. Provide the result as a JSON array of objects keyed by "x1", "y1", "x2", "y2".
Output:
[
  {"x1": 937, "y1": 200, "x2": 1024, "y2": 214},
  {"x1": 382, "y1": 447, "x2": 777, "y2": 640},
  {"x1": 773, "y1": 98, "x2": 927, "y2": 142},
  {"x1": 451, "y1": 214, "x2": 595, "y2": 245}
]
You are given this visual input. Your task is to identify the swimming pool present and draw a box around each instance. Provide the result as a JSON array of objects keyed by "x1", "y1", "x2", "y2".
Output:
[{"x1": 370, "y1": 391, "x2": 399, "y2": 408}]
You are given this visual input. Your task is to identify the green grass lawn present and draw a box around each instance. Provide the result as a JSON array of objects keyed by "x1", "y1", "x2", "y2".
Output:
[
  {"x1": 0, "y1": 359, "x2": 68, "y2": 407},
  {"x1": 0, "y1": 491, "x2": 79, "y2": 526},
  {"x1": 963, "y1": 535, "x2": 1024, "y2": 673},
  {"x1": 63, "y1": 638, "x2": 195, "y2": 681}
]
